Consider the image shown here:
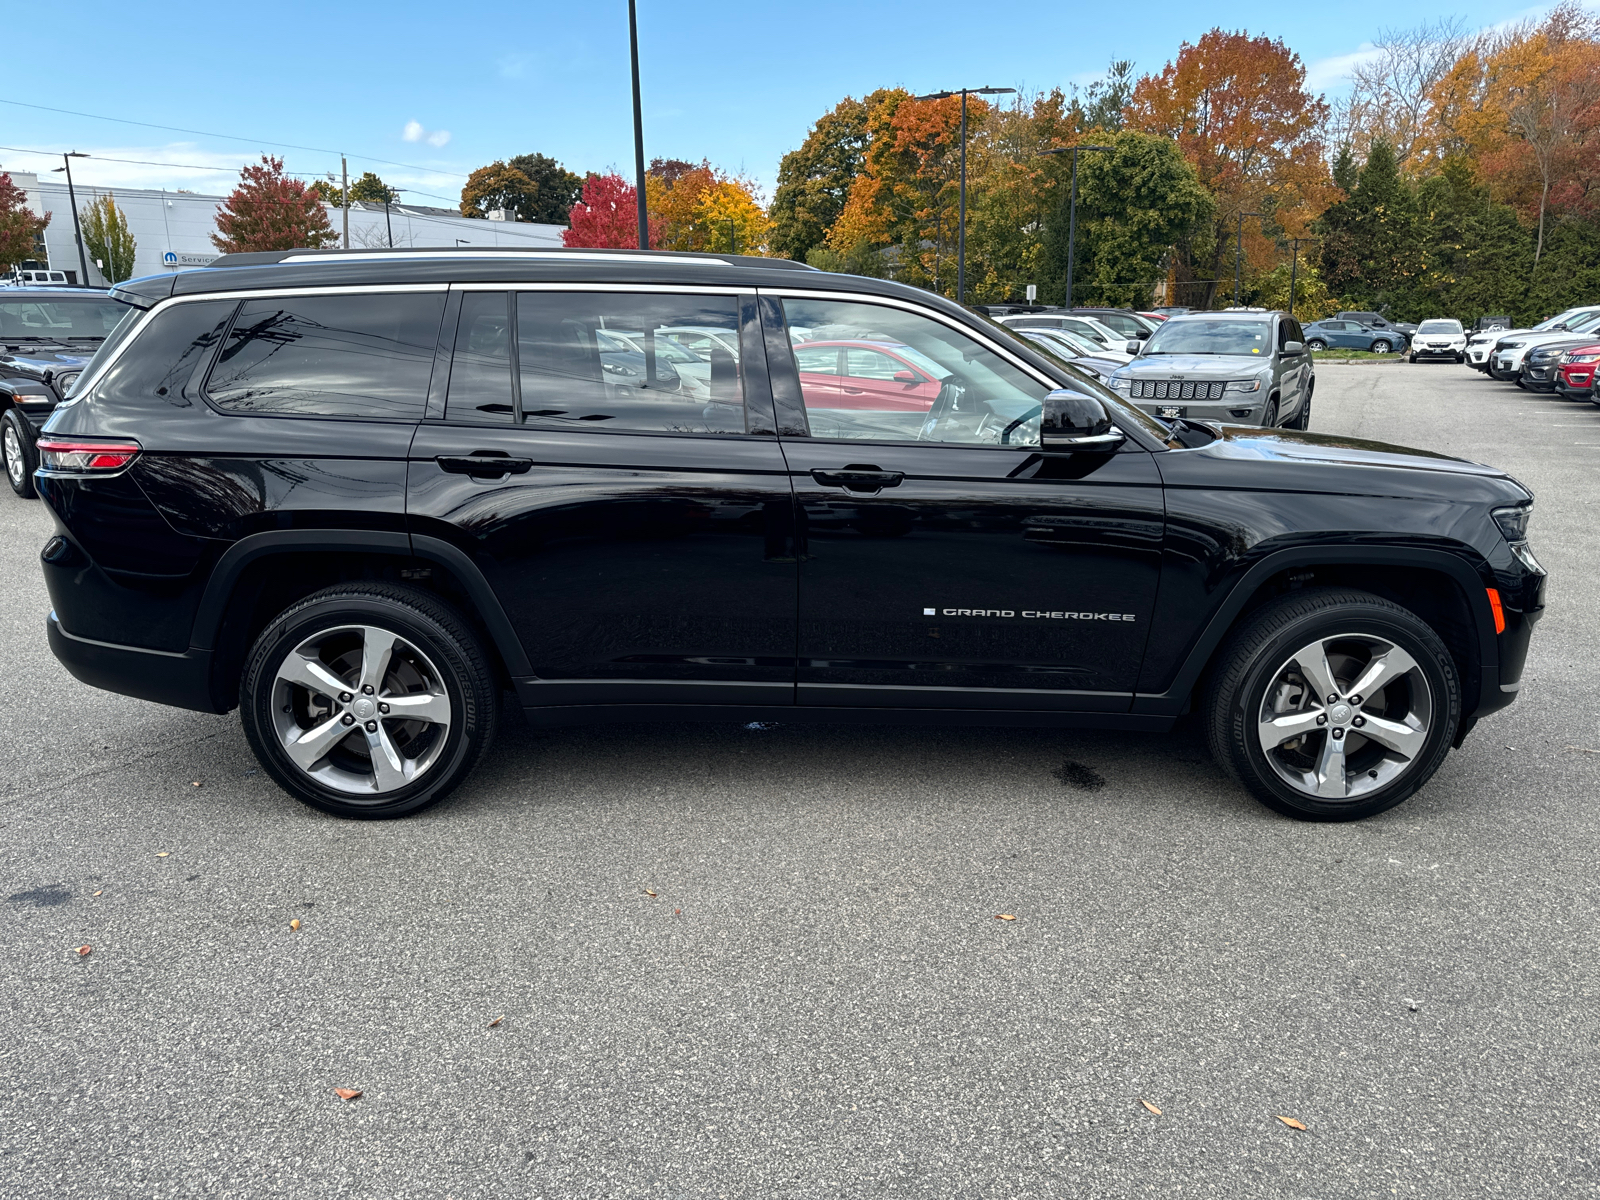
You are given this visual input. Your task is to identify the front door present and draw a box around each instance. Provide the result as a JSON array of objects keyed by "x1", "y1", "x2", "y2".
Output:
[
  {"x1": 408, "y1": 287, "x2": 798, "y2": 709},
  {"x1": 762, "y1": 293, "x2": 1165, "y2": 712}
]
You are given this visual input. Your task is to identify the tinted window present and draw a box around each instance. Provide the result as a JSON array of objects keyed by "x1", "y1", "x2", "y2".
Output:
[
  {"x1": 93, "y1": 300, "x2": 237, "y2": 408},
  {"x1": 447, "y1": 292, "x2": 514, "y2": 421},
  {"x1": 1092, "y1": 313, "x2": 1140, "y2": 336},
  {"x1": 0, "y1": 297, "x2": 127, "y2": 338},
  {"x1": 207, "y1": 292, "x2": 444, "y2": 420},
  {"x1": 777, "y1": 297, "x2": 1048, "y2": 446},
  {"x1": 517, "y1": 292, "x2": 746, "y2": 434}
]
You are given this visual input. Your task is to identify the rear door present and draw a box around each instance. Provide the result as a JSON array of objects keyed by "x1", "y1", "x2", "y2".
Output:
[{"x1": 407, "y1": 286, "x2": 798, "y2": 710}]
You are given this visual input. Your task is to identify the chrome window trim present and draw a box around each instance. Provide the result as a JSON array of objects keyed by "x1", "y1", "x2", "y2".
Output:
[{"x1": 72, "y1": 285, "x2": 448, "y2": 399}]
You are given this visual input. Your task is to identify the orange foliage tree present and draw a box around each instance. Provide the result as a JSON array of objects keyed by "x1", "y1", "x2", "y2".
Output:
[
  {"x1": 645, "y1": 159, "x2": 770, "y2": 255},
  {"x1": 1127, "y1": 30, "x2": 1333, "y2": 307}
]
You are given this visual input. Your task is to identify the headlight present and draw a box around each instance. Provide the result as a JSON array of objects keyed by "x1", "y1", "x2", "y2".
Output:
[
  {"x1": 1108, "y1": 377, "x2": 1132, "y2": 391},
  {"x1": 55, "y1": 371, "x2": 81, "y2": 395},
  {"x1": 1225, "y1": 379, "x2": 1261, "y2": 393},
  {"x1": 1571, "y1": 353, "x2": 1600, "y2": 363},
  {"x1": 1491, "y1": 504, "x2": 1532, "y2": 541}
]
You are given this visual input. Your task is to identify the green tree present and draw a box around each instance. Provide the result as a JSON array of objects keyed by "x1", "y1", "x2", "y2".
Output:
[
  {"x1": 460, "y1": 161, "x2": 539, "y2": 220},
  {"x1": 1317, "y1": 141, "x2": 1424, "y2": 314},
  {"x1": 770, "y1": 95, "x2": 873, "y2": 261},
  {"x1": 1252, "y1": 258, "x2": 1338, "y2": 319},
  {"x1": 1331, "y1": 144, "x2": 1358, "y2": 193},
  {"x1": 1039, "y1": 131, "x2": 1214, "y2": 307},
  {"x1": 347, "y1": 172, "x2": 399, "y2": 203},
  {"x1": 0, "y1": 171, "x2": 48, "y2": 269},
  {"x1": 79, "y1": 193, "x2": 136, "y2": 283},
  {"x1": 1071, "y1": 60, "x2": 1136, "y2": 133},
  {"x1": 507, "y1": 153, "x2": 583, "y2": 223}
]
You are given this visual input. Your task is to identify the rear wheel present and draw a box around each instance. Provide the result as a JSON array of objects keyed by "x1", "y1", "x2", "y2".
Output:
[
  {"x1": 2, "y1": 409, "x2": 37, "y2": 499},
  {"x1": 1290, "y1": 389, "x2": 1312, "y2": 430},
  {"x1": 1206, "y1": 588, "x2": 1460, "y2": 821},
  {"x1": 240, "y1": 584, "x2": 498, "y2": 819}
]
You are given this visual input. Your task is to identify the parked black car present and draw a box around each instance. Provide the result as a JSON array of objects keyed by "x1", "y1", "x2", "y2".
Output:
[
  {"x1": 0, "y1": 288, "x2": 125, "y2": 498},
  {"x1": 36, "y1": 247, "x2": 1544, "y2": 824},
  {"x1": 1520, "y1": 337, "x2": 1597, "y2": 392}
]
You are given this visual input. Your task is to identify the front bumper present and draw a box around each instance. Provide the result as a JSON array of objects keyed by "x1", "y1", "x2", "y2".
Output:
[
  {"x1": 1413, "y1": 344, "x2": 1465, "y2": 358},
  {"x1": 1522, "y1": 364, "x2": 1561, "y2": 389},
  {"x1": 1128, "y1": 395, "x2": 1271, "y2": 424}
]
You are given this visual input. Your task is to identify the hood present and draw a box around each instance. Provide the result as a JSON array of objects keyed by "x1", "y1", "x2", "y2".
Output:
[
  {"x1": 1202, "y1": 424, "x2": 1503, "y2": 475},
  {"x1": 1115, "y1": 354, "x2": 1269, "y2": 380},
  {"x1": 0, "y1": 347, "x2": 94, "y2": 375}
]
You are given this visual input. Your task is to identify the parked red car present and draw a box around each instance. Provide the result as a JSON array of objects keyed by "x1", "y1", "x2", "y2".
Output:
[
  {"x1": 1555, "y1": 342, "x2": 1600, "y2": 399},
  {"x1": 791, "y1": 340, "x2": 946, "y2": 411}
]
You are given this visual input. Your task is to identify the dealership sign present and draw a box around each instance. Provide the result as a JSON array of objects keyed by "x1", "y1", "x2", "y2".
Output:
[{"x1": 162, "y1": 251, "x2": 218, "y2": 269}]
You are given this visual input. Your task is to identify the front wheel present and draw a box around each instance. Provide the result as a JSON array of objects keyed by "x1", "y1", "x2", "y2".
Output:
[
  {"x1": 2, "y1": 409, "x2": 38, "y2": 499},
  {"x1": 240, "y1": 584, "x2": 499, "y2": 819},
  {"x1": 1205, "y1": 588, "x2": 1460, "y2": 821},
  {"x1": 1371, "y1": 339, "x2": 1393, "y2": 354},
  {"x1": 1305, "y1": 339, "x2": 1327, "y2": 352}
]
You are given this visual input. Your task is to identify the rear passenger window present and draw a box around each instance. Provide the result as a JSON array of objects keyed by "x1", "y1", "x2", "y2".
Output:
[
  {"x1": 513, "y1": 292, "x2": 747, "y2": 434},
  {"x1": 207, "y1": 292, "x2": 444, "y2": 420}
]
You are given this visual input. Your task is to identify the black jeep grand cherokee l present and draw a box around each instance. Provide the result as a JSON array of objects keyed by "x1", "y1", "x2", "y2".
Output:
[{"x1": 36, "y1": 248, "x2": 1544, "y2": 822}]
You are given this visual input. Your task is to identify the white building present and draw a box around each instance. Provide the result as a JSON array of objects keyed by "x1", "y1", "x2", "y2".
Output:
[{"x1": 7, "y1": 172, "x2": 566, "y2": 286}]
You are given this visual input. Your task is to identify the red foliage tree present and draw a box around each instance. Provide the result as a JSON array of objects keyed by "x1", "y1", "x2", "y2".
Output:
[
  {"x1": 0, "y1": 171, "x2": 49, "y2": 269},
  {"x1": 562, "y1": 173, "x2": 662, "y2": 248},
  {"x1": 211, "y1": 155, "x2": 337, "y2": 253}
]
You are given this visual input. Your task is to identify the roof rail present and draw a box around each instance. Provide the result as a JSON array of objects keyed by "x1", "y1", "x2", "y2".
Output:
[{"x1": 207, "y1": 246, "x2": 820, "y2": 271}]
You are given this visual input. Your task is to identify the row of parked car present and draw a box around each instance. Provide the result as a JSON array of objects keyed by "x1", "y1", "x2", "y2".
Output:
[{"x1": 1464, "y1": 305, "x2": 1600, "y2": 403}]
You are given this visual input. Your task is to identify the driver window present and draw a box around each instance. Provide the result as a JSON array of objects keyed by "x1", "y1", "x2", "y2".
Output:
[{"x1": 775, "y1": 297, "x2": 1048, "y2": 446}]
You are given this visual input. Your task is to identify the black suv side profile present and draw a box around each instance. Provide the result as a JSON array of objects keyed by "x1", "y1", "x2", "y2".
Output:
[{"x1": 36, "y1": 248, "x2": 1544, "y2": 822}]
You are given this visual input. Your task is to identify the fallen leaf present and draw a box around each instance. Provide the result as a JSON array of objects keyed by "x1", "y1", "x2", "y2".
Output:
[
  {"x1": 1276, "y1": 1115, "x2": 1307, "y2": 1130},
  {"x1": 995, "y1": 914, "x2": 1017, "y2": 921},
  {"x1": 1141, "y1": 1099, "x2": 1162, "y2": 1115},
  {"x1": 155, "y1": 852, "x2": 170, "y2": 858},
  {"x1": 487, "y1": 1016, "x2": 503, "y2": 1029},
  {"x1": 673, "y1": 908, "x2": 681, "y2": 916},
  {"x1": 333, "y1": 1087, "x2": 362, "y2": 1101},
  {"x1": 191, "y1": 781, "x2": 201, "y2": 787},
  {"x1": 644, "y1": 889, "x2": 657, "y2": 897},
  {"x1": 75, "y1": 945, "x2": 91, "y2": 958},
  {"x1": 93, "y1": 890, "x2": 103, "y2": 897},
  {"x1": 289, "y1": 918, "x2": 301, "y2": 931}
]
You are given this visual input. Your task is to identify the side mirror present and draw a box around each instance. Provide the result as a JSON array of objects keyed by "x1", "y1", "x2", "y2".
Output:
[
  {"x1": 893, "y1": 369, "x2": 919, "y2": 383},
  {"x1": 1283, "y1": 340, "x2": 1304, "y2": 355},
  {"x1": 1040, "y1": 389, "x2": 1126, "y2": 453},
  {"x1": 1124, "y1": 340, "x2": 1141, "y2": 355}
]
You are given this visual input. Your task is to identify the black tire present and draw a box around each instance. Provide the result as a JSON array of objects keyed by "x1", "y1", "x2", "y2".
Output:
[
  {"x1": 1260, "y1": 397, "x2": 1279, "y2": 428},
  {"x1": 2, "y1": 409, "x2": 38, "y2": 499},
  {"x1": 1455, "y1": 353, "x2": 1464, "y2": 363},
  {"x1": 1305, "y1": 339, "x2": 1327, "y2": 352},
  {"x1": 1408, "y1": 354, "x2": 1417, "y2": 363},
  {"x1": 1205, "y1": 588, "x2": 1461, "y2": 822},
  {"x1": 1371, "y1": 339, "x2": 1393, "y2": 354},
  {"x1": 240, "y1": 583, "x2": 499, "y2": 819},
  {"x1": 1290, "y1": 389, "x2": 1312, "y2": 430}
]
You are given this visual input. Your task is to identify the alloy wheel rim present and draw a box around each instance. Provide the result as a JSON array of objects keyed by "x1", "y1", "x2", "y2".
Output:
[
  {"x1": 3, "y1": 426, "x2": 21, "y2": 487},
  {"x1": 1257, "y1": 632, "x2": 1433, "y2": 802},
  {"x1": 269, "y1": 623, "x2": 452, "y2": 797}
]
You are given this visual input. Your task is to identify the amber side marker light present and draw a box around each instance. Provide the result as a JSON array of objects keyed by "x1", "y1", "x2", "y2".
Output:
[
  {"x1": 35, "y1": 438, "x2": 141, "y2": 473},
  {"x1": 1486, "y1": 588, "x2": 1506, "y2": 634}
]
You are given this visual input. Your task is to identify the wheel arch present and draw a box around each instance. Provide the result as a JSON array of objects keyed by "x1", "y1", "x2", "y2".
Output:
[
  {"x1": 1136, "y1": 546, "x2": 1498, "y2": 722},
  {"x1": 192, "y1": 531, "x2": 529, "y2": 711}
]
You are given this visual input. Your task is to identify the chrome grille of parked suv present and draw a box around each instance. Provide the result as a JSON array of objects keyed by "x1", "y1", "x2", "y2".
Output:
[{"x1": 1130, "y1": 380, "x2": 1227, "y2": 401}]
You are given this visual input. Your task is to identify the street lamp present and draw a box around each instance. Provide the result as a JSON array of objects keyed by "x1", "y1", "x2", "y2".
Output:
[
  {"x1": 1286, "y1": 237, "x2": 1316, "y2": 318},
  {"x1": 913, "y1": 85, "x2": 1016, "y2": 303},
  {"x1": 49, "y1": 152, "x2": 91, "y2": 285},
  {"x1": 1233, "y1": 211, "x2": 1263, "y2": 308},
  {"x1": 1039, "y1": 144, "x2": 1112, "y2": 311},
  {"x1": 628, "y1": 0, "x2": 649, "y2": 250}
]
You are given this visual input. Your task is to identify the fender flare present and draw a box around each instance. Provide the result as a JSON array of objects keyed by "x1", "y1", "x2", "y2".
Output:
[
  {"x1": 188, "y1": 529, "x2": 531, "y2": 677},
  {"x1": 1133, "y1": 544, "x2": 1498, "y2": 716}
]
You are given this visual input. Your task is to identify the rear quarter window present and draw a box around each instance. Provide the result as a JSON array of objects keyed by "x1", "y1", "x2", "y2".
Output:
[
  {"x1": 90, "y1": 300, "x2": 239, "y2": 408},
  {"x1": 206, "y1": 292, "x2": 445, "y2": 420}
]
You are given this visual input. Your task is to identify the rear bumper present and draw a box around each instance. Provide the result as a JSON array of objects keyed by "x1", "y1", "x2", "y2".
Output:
[{"x1": 47, "y1": 611, "x2": 228, "y2": 714}]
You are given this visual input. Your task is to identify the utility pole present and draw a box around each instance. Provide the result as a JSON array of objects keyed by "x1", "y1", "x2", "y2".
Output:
[
  {"x1": 1233, "y1": 211, "x2": 1262, "y2": 307},
  {"x1": 341, "y1": 156, "x2": 350, "y2": 250},
  {"x1": 914, "y1": 86, "x2": 1015, "y2": 303},
  {"x1": 629, "y1": 0, "x2": 649, "y2": 251},
  {"x1": 51, "y1": 152, "x2": 91, "y2": 285},
  {"x1": 1039, "y1": 144, "x2": 1111, "y2": 310}
]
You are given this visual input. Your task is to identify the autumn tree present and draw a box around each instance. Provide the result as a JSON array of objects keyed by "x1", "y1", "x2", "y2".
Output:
[
  {"x1": 770, "y1": 95, "x2": 873, "y2": 261},
  {"x1": 79, "y1": 194, "x2": 137, "y2": 283},
  {"x1": 507, "y1": 153, "x2": 583, "y2": 223},
  {"x1": 562, "y1": 173, "x2": 660, "y2": 248},
  {"x1": 645, "y1": 160, "x2": 770, "y2": 254},
  {"x1": 0, "y1": 171, "x2": 48, "y2": 269},
  {"x1": 460, "y1": 161, "x2": 539, "y2": 219},
  {"x1": 211, "y1": 156, "x2": 336, "y2": 253},
  {"x1": 1127, "y1": 30, "x2": 1333, "y2": 308}
]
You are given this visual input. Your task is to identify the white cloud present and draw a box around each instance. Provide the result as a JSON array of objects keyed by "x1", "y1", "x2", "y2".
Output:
[
  {"x1": 1306, "y1": 43, "x2": 1383, "y2": 90},
  {"x1": 403, "y1": 121, "x2": 451, "y2": 148}
]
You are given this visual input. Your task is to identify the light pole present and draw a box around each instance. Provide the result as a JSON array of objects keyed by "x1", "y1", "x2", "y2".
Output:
[
  {"x1": 1286, "y1": 237, "x2": 1315, "y2": 317},
  {"x1": 1039, "y1": 144, "x2": 1111, "y2": 311},
  {"x1": 50, "y1": 152, "x2": 91, "y2": 285},
  {"x1": 1233, "y1": 211, "x2": 1263, "y2": 308},
  {"x1": 628, "y1": 0, "x2": 649, "y2": 251},
  {"x1": 913, "y1": 86, "x2": 1015, "y2": 303}
]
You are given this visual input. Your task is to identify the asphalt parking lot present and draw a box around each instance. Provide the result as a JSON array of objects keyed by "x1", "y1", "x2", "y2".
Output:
[{"x1": 2, "y1": 362, "x2": 1597, "y2": 1199}]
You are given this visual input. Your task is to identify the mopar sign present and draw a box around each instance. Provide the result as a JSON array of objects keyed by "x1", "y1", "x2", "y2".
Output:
[{"x1": 161, "y1": 251, "x2": 218, "y2": 269}]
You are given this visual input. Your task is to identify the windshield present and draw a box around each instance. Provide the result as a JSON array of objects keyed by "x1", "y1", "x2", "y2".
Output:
[
  {"x1": 1142, "y1": 319, "x2": 1272, "y2": 356},
  {"x1": 0, "y1": 296, "x2": 126, "y2": 339},
  {"x1": 1417, "y1": 320, "x2": 1463, "y2": 334},
  {"x1": 1535, "y1": 310, "x2": 1585, "y2": 330}
]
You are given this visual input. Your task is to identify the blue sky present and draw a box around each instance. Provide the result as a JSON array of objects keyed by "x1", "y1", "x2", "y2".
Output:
[{"x1": 4, "y1": 0, "x2": 1561, "y2": 207}]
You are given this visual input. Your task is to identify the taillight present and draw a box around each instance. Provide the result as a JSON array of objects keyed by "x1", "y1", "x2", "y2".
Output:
[{"x1": 35, "y1": 437, "x2": 142, "y2": 473}]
